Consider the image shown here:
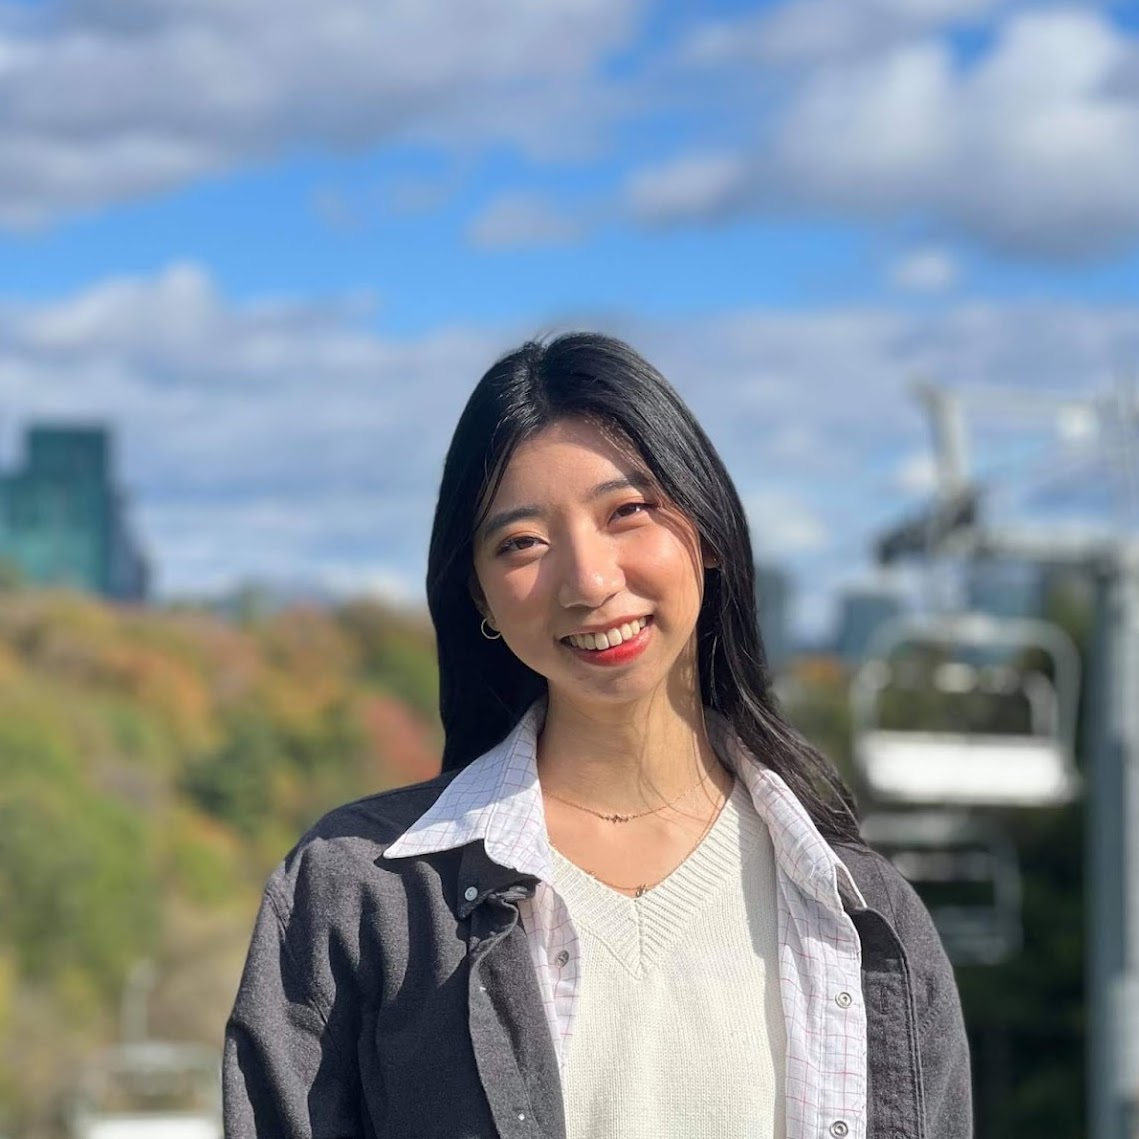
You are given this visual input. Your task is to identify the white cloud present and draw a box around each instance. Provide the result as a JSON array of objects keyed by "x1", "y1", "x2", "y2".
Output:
[
  {"x1": 895, "y1": 450, "x2": 940, "y2": 493},
  {"x1": 889, "y1": 247, "x2": 960, "y2": 291},
  {"x1": 632, "y1": 8, "x2": 1139, "y2": 260},
  {"x1": 466, "y1": 192, "x2": 583, "y2": 249},
  {"x1": 0, "y1": 0, "x2": 639, "y2": 225},
  {"x1": 1054, "y1": 402, "x2": 1100, "y2": 447},
  {"x1": 3, "y1": 266, "x2": 1139, "y2": 633},
  {"x1": 678, "y1": 0, "x2": 1008, "y2": 68},
  {"x1": 3, "y1": 0, "x2": 1132, "y2": 269},
  {"x1": 137, "y1": 494, "x2": 429, "y2": 604},
  {"x1": 744, "y1": 488, "x2": 831, "y2": 556},
  {"x1": 625, "y1": 153, "x2": 748, "y2": 225},
  {"x1": 0, "y1": 262, "x2": 504, "y2": 596}
]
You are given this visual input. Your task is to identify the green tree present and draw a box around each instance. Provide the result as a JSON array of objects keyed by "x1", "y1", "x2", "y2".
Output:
[
  {"x1": 785, "y1": 575, "x2": 1091, "y2": 1138},
  {"x1": 181, "y1": 710, "x2": 278, "y2": 838}
]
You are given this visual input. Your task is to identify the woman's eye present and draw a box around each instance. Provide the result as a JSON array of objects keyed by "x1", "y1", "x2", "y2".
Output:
[
  {"x1": 497, "y1": 535, "x2": 542, "y2": 555},
  {"x1": 613, "y1": 501, "x2": 655, "y2": 520}
]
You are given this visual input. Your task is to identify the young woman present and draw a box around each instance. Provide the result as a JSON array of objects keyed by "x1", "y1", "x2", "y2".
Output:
[{"x1": 224, "y1": 333, "x2": 972, "y2": 1139}]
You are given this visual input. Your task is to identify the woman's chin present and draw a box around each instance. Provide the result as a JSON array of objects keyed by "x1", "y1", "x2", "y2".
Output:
[{"x1": 546, "y1": 658, "x2": 694, "y2": 712}]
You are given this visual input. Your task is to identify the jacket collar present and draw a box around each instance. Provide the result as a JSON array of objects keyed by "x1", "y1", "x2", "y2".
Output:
[{"x1": 382, "y1": 699, "x2": 866, "y2": 916}]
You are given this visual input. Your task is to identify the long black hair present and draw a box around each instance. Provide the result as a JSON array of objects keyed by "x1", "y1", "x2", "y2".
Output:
[{"x1": 426, "y1": 332, "x2": 861, "y2": 844}]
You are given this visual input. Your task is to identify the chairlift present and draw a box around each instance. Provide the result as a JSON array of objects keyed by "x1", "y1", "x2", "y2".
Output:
[
  {"x1": 70, "y1": 1041, "x2": 221, "y2": 1139},
  {"x1": 850, "y1": 612, "x2": 1081, "y2": 807},
  {"x1": 861, "y1": 810, "x2": 1022, "y2": 966}
]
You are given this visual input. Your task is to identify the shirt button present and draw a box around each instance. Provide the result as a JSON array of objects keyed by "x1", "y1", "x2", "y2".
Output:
[
  {"x1": 555, "y1": 950, "x2": 570, "y2": 967},
  {"x1": 835, "y1": 991, "x2": 853, "y2": 1008},
  {"x1": 830, "y1": 1121, "x2": 849, "y2": 1138},
  {"x1": 464, "y1": 886, "x2": 479, "y2": 902}
]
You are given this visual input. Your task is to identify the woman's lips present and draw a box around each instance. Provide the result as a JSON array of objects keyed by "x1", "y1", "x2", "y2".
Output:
[{"x1": 561, "y1": 616, "x2": 653, "y2": 666}]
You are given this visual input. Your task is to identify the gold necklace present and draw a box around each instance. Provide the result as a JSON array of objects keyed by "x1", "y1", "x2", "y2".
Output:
[
  {"x1": 552, "y1": 779, "x2": 733, "y2": 898},
  {"x1": 542, "y1": 765, "x2": 713, "y2": 823}
]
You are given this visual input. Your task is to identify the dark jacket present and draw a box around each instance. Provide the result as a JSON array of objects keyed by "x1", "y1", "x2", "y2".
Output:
[{"x1": 223, "y1": 771, "x2": 973, "y2": 1139}]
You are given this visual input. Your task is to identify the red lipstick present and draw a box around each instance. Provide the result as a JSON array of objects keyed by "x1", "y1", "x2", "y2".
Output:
[{"x1": 562, "y1": 619, "x2": 652, "y2": 667}]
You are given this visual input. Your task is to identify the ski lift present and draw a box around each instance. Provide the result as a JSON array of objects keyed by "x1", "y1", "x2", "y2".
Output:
[
  {"x1": 861, "y1": 810, "x2": 1022, "y2": 965},
  {"x1": 850, "y1": 612, "x2": 1081, "y2": 807},
  {"x1": 70, "y1": 1041, "x2": 221, "y2": 1139}
]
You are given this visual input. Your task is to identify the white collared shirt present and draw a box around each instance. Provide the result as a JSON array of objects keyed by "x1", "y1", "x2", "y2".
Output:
[{"x1": 383, "y1": 702, "x2": 869, "y2": 1139}]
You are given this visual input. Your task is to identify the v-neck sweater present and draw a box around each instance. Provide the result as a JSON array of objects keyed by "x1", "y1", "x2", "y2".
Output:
[{"x1": 549, "y1": 777, "x2": 787, "y2": 1139}]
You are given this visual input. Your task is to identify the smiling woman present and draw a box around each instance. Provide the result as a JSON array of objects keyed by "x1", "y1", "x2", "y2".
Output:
[
  {"x1": 470, "y1": 417, "x2": 711, "y2": 718},
  {"x1": 222, "y1": 333, "x2": 973, "y2": 1139}
]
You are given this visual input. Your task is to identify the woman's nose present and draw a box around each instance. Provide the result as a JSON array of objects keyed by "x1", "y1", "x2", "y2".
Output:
[{"x1": 555, "y1": 532, "x2": 623, "y2": 609}]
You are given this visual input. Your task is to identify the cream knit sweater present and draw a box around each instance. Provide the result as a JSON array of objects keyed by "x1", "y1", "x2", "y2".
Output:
[{"x1": 550, "y1": 777, "x2": 787, "y2": 1139}]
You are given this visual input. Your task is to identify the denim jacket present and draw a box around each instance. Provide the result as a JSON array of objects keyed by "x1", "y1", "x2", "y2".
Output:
[{"x1": 223, "y1": 772, "x2": 973, "y2": 1139}]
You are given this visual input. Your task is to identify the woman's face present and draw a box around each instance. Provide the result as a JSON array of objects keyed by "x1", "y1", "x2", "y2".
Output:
[{"x1": 471, "y1": 416, "x2": 713, "y2": 712}]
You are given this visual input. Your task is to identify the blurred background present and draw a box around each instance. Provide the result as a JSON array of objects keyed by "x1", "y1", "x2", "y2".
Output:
[{"x1": 1, "y1": 0, "x2": 1138, "y2": 1135}]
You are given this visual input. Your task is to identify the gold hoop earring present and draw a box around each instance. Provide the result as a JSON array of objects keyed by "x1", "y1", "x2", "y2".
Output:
[{"x1": 480, "y1": 618, "x2": 502, "y2": 641}]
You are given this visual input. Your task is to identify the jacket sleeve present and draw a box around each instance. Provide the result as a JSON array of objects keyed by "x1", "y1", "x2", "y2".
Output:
[
  {"x1": 223, "y1": 884, "x2": 362, "y2": 1138},
  {"x1": 880, "y1": 859, "x2": 974, "y2": 1139}
]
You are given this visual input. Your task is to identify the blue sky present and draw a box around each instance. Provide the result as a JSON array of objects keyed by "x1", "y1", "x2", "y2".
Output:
[{"x1": 1, "y1": 0, "x2": 1138, "y2": 636}]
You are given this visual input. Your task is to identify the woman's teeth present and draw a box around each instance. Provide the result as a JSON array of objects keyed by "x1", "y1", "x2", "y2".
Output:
[{"x1": 565, "y1": 617, "x2": 649, "y2": 651}]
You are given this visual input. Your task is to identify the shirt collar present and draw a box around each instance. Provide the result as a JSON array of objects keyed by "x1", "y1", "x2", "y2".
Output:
[
  {"x1": 382, "y1": 700, "x2": 865, "y2": 915},
  {"x1": 707, "y1": 712, "x2": 867, "y2": 913},
  {"x1": 382, "y1": 700, "x2": 554, "y2": 883}
]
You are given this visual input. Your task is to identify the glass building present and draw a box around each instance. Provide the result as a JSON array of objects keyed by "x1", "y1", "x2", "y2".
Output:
[
  {"x1": 834, "y1": 586, "x2": 904, "y2": 664},
  {"x1": 755, "y1": 561, "x2": 792, "y2": 674},
  {"x1": 0, "y1": 426, "x2": 149, "y2": 601}
]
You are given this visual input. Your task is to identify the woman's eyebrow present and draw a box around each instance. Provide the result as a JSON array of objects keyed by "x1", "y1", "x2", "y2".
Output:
[
  {"x1": 479, "y1": 503, "x2": 543, "y2": 542},
  {"x1": 478, "y1": 474, "x2": 654, "y2": 543},
  {"x1": 587, "y1": 473, "x2": 653, "y2": 499}
]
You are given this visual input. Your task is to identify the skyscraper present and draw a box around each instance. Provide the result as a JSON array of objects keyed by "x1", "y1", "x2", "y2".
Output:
[
  {"x1": 755, "y1": 561, "x2": 792, "y2": 674},
  {"x1": 0, "y1": 425, "x2": 149, "y2": 600},
  {"x1": 834, "y1": 585, "x2": 904, "y2": 664},
  {"x1": 965, "y1": 559, "x2": 1044, "y2": 620}
]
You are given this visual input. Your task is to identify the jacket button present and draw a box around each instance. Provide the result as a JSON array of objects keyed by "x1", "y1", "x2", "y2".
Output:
[
  {"x1": 464, "y1": 886, "x2": 479, "y2": 902},
  {"x1": 555, "y1": 950, "x2": 570, "y2": 967},
  {"x1": 835, "y1": 991, "x2": 853, "y2": 1008},
  {"x1": 830, "y1": 1121, "x2": 849, "y2": 1138}
]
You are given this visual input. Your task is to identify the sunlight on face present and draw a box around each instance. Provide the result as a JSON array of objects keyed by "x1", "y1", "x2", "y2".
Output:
[{"x1": 472, "y1": 417, "x2": 712, "y2": 713}]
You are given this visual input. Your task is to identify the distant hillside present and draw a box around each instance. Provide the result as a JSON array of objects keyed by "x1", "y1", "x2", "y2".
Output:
[{"x1": 0, "y1": 587, "x2": 440, "y2": 1139}]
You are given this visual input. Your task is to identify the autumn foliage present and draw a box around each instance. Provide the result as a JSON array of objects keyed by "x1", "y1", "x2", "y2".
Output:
[{"x1": 0, "y1": 587, "x2": 440, "y2": 1138}]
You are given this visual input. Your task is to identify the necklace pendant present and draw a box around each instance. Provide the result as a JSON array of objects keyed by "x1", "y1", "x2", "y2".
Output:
[
  {"x1": 635, "y1": 885, "x2": 647, "y2": 898},
  {"x1": 607, "y1": 813, "x2": 631, "y2": 823}
]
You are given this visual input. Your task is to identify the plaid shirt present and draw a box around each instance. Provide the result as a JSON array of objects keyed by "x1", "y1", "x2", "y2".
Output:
[{"x1": 383, "y1": 702, "x2": 869, "y2": 1139}]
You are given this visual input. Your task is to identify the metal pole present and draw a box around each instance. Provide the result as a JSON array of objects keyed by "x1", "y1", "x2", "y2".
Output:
[
  {"x1": 1087, "y1": 563, "x2": 1129, "y2": 1139},
  {"x1": 120, "y1": 959, "x2": 157, "y2": 1045},
  {"x1": 887, "y1": 379, "x2": 1139, "y2": 1133},
  {"x1": 1116, "y1": 565, "x2": 1139, "y2": 1136},
  {"x1": 912, "y1": 382, "x2": 970, "y2": 495}
]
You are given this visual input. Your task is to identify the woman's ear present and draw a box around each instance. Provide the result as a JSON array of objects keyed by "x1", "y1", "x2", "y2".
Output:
[{"x1": 701, "y1": 539, "x2": 721, "y2": 570}]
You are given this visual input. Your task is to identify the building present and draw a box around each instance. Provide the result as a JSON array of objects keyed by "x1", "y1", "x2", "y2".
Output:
[
  {"x1": 965, "y1": 559, "x2": 1044, "y2": 620},
  {"x1": 754, "y1": 561, "x2": 792, "y2": 674},
  {"x1": 834, "y1": 585, "x2": 904, "y2": 663},
  {"x1": 0, "y1": 425, "x2": 149, "y2": 601}
]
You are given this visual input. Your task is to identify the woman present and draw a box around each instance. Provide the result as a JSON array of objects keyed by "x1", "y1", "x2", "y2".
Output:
[{"x1": 224, "y1": 333, "x2": 972, "y2": 1139}]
